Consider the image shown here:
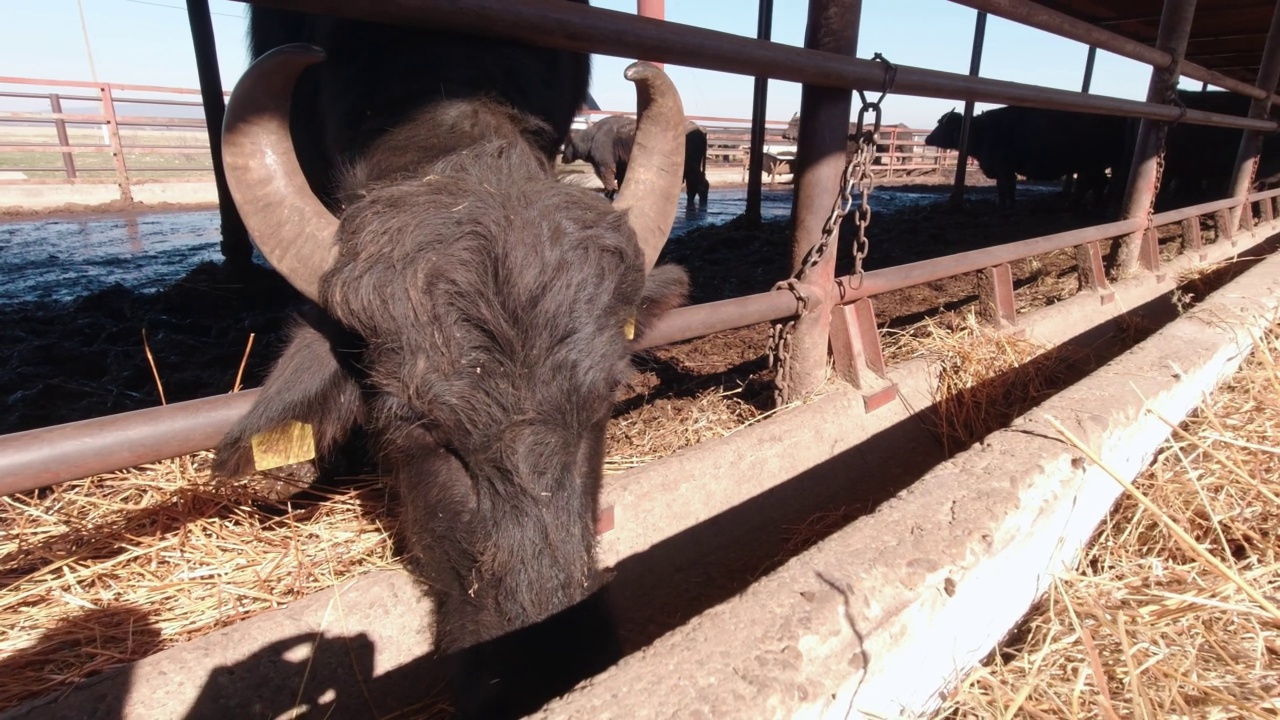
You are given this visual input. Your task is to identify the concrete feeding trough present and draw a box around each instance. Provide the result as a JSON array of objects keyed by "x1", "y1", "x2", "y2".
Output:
[{"x1": 5, "y1": 219, "x2": 1279, "y2": 719}]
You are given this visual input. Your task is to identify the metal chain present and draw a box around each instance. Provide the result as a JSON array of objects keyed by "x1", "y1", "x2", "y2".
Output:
[
  {"x1": 1146, "y1": 61, "x2": 1185, "y2": 235},
  {"x1": 768, "y1": 55, "x2": 893, "y2": 404}
]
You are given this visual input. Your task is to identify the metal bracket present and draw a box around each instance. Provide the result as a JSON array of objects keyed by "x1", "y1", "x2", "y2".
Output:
[
  {"x1": 1215, "y1": 208, "x2": 1237, "y2": 247},
  {"x1": 1181, "y1": 217, "x2": 1207, "y2": 262},
  {"x1": 1076, "y1": 241, "x2": 1115, "y2": 305},
  {"x1": 1139, "y1": 227, "x2": 1167, "y2": 283},
  {"x1": 979, "y1": 264, "x2": 1018, "y2": 330},
  {"x1": 829, "y1": 298, "x2": 898, "y2": 413}
]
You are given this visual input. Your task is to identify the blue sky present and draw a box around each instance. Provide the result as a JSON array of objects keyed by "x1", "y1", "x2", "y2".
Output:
[{"x1": 2, "y1": 0, "x2": 1202, "y2": 128}]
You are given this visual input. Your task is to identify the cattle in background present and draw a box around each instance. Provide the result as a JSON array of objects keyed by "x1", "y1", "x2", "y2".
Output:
[
  {"x1": 221, "y1": 5, "x2": 690, "y2": 717},
  {"x1": 562, "y1": 114, "x2": 636, "y2": 198},
  {"x1": 1154, "y1": 90, "x2": 1280, "y2": 209},
  {"x1": 682, "y1": 121, "x2": 711, "y2": 206},
  {"x1": 563, "y1": 115, "x2": 710, "y2": 206},
  {"x1": 924, "y1": 106, "x2": 1129, "y2": 210}
]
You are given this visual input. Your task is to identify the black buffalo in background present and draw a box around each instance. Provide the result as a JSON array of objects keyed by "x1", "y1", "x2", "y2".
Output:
[
  {"x1": 221, "y1": 4, "x2": 691, "y2": 717},
  {"x1": 563, "y1": 115, "x2": 710, "y2": 206},
  {"x1": 925, "y1": 106, "x2": 1129, "y2": 210},
  {"x1": 1155, "y1": 89, "x2": 1280, "y2": 209}
]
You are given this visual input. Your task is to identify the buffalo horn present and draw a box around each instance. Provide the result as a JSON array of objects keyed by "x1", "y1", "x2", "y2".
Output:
[
  {"x1": 223, "y1": 44, "x2": 339, "y2": 303},
  {"x1": 613, "y1": 62, "x2": 686, "y2": 273}
]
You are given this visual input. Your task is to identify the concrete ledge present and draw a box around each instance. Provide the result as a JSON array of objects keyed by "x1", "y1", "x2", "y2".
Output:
[
  {"x1": 0, "y1": 181, "x2": 217, "y2": 213},
  {"x1": 1, "y1": 573, "x2": 435, "y2": 720},
  {"x1": 532, "y1": 250, "x2": 1280, "y2": 719}
]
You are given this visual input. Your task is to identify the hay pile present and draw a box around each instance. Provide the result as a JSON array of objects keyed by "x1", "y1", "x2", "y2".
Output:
[
  {"x1": 0, "y1": 347, "x2": 777, "y2": 712},
  {"x1": 883, "y1": 311, "x2": 1084, "y2": 456},
  {"x1": 939, "y1": 322, "x2": 1280, "y2": 719}
]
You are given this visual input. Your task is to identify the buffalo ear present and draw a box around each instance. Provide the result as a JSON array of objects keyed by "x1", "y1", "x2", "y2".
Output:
[
  {"x1": 212, "y1": 317, "x2": 363, "y2": 480},
  {"x1": 630, "y1": 263, "x2": 689, "y2": 344}
]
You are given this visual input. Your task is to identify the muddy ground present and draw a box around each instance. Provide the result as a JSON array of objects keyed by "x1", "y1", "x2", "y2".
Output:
[{"x1": 0, "y1": 181, "x2": 1187, "y2": 439}]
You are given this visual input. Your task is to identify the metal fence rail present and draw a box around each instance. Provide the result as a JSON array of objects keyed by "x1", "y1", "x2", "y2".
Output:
[
  {"x1": 234, "y1": 0, "x2": 1278, "y2": 132},
  {"x1": 5, "y1": 185, "x2": 1278, "y2": 496}
]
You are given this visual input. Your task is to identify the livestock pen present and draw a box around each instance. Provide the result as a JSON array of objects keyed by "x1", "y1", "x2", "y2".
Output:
[{"x1": 2, "y1": 0, "x2": 1280, "y2": 718}]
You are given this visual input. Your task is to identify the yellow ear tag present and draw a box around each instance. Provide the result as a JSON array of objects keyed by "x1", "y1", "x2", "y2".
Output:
[
  {"x1": 250, "y1": 420, "x2": 317, "y2": 472},
  {"x1": 623, "y1": 317, "x2": 636, "y2": 341}
]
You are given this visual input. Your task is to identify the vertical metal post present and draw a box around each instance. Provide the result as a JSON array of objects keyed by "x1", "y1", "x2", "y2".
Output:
[
  {"x1": 1227, "y1": 1, "x2": 1280, "y2": 229},
  {"x1": 1081, "y1": 45, "x2": 1098, "y2": 93},
  {"x1": 745, "y1": 0, "x2": 775, "y2": 224},
  {"x1": 99, "y1": 84, "x2": 133, "y2": 204},
  {"x1": 49, "y1": 94, "x2": 77, "y2": 179},
  {"x1": 777, "y1": 0, "x2": 860, "y2": 404},
  {"x1": 950, "y1": 10, "x2": 987, "y2": 205},
  {"x1": 185, "y1": 0, "x2": 250, "y2": 266},
  {"x1": 637, "y1": 0, "x2": 665, "y2": 68},
  {"x1": 1110, "y1": 0, "x2": 1196, "y2": 280}
]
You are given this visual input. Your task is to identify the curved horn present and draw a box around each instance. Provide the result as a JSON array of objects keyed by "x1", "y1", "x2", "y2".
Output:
[
  {"x1": 613, "y1": 62, "x2": 686, "y2": 273},
  {"x1": 223, "y1": 44, "x2": 339, "y2": 303}
]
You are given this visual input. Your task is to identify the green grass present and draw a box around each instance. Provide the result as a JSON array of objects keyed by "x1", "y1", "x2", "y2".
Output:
[{"x1": 0, "y1": 126, "x2": 214, "y2": 181}]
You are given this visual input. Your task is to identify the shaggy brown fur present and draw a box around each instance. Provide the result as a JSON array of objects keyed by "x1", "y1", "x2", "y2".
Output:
[{"x1": 219, "y1": 6, "x2": 687, "y2": 717}]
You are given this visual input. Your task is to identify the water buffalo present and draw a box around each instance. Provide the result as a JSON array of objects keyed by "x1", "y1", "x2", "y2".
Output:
[
  {"x1": 1155, "y1": 90, "x2": 1280, "y2": 209},
  {"x1": 562, "y1": 115, "x2": 709, "y2": 205},
  {"x1": 562, "y1": 114, "x2": 636, "y2": 198},
  {"x1": 218, "y1": 6, "x2": 690, "y2": 717},
  {"x1": 925, "y1": 107, "x2": 1128, "y2": 210}
]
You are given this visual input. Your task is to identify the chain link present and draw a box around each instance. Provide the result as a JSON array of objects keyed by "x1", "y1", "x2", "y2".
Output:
[
  {"x1": 768, "y1": 55, "x2": 892, "y2": 404},
  {"x1": 1145, "y1": 61, "x2": 1185, "y2": 236}
]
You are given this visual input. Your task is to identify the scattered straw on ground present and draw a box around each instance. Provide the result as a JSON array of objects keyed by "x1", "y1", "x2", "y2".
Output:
[
  {"x1": 882, "y1": 310, "x2": 1085, "y2": 456},
  {"x1": 0, "y1": 456, "x2": 398, "y2": 711},
  {"x1": 938, "y1": 322, "x2": 1280, "y2": 719}
]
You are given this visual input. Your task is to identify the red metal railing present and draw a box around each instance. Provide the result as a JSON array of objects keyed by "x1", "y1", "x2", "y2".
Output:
[
  {"x1": 579, "y1": 109, "x2": 966, "y2": 178},
  {"x1": 1, "y1": 76, "x2": 964, "y2": 200},
  {"x1": 0, "y1": 75, "x2": 233, "y2": 199}
]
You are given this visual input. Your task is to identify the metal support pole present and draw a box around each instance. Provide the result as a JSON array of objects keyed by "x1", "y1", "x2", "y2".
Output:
[
  {"x1": 49, "y1": 94, "x2": 77, "y2": 179},
  {"x1": 99, "y1": 84, "x2": 133, "y2": 204},
  {"x1": 950, "y1": 10, "x2": 988, "y2": 205},
  {"x1": 185, "y1": 0, "x2": 251, "y2": 266},
  {"x1": 1110, "y1": 0, "x2": 1196, "y2": 280},
  {"x1": 745, "y1": 0, "x2": 775, "y2": 224},
  {"x1": 637, "y1": 0, "x2": 665, "y2": 68},
  {"x1": 777, "y1": 0, "x2": 860, "y2": 404},
  {"x1": 1081, "y1": 45, "x2": 1097, "y2": 93},
  {"x1": 1227, "y1": 1, "x2": 1280, "y2": 229}
]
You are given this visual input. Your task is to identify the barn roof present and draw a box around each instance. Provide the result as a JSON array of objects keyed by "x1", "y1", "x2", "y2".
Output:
[{"x1": 1034, "y1": 0, "x2": 1277, "y2": 89}]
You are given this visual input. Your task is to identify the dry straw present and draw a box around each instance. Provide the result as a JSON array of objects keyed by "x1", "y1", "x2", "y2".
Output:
[
  {"x1": 0, "y1": 457, "x2": 398, "y2": 711},
  {"x1": 0, "y1": 331, "x2": 783, "y2": 712},
  {"x1": 939, "y1": 322, "x2": 1280, "y2": 719}
]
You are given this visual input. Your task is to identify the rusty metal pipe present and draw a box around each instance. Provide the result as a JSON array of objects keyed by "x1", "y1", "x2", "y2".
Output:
[
  {"x1": 1112, "y1": 0, "x2": 1197, "y2": 280},
  {"x1": 1227, "y1": 2, "x2": 1280, "y2": 229},
  {"x1": 231, "y1": 0, "x2": 1278, "y2": 133},
  {"x1": 951, "y1": 10, "x2": 987, "y2": 205},
  {"x1": 745, "y1": 0, "x2": 774, "y2": 224},
  {"x1": 184, "y1": 0, "x2": 250, "y2": 266},
  {"x1": 833, "y1": 218, "x2": 1146, "y2": 304},
  {"x1": 778, "y1": 0, "x2": 861, "y2": 403},
  {"x1": 0, "y1": 391, "x2": 260, "y2": 496},
  {"x1": 1081, "y1": 45, "x2": 1097, "y2": 94},
  {"x1": 638, "y1": 289, "x2": 801, "y2": 350},
  {"x1": 948, "y1": 0, "x2": 1280, "y2": 105}
]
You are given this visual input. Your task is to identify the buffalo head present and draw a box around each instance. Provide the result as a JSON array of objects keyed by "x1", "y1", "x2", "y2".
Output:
[
  {"x1": 217, "y1": 43, "x2": 688, "y2": 668},
  {"x1": 924, "y1": 109, "x2": 963, "y2": 150}
]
